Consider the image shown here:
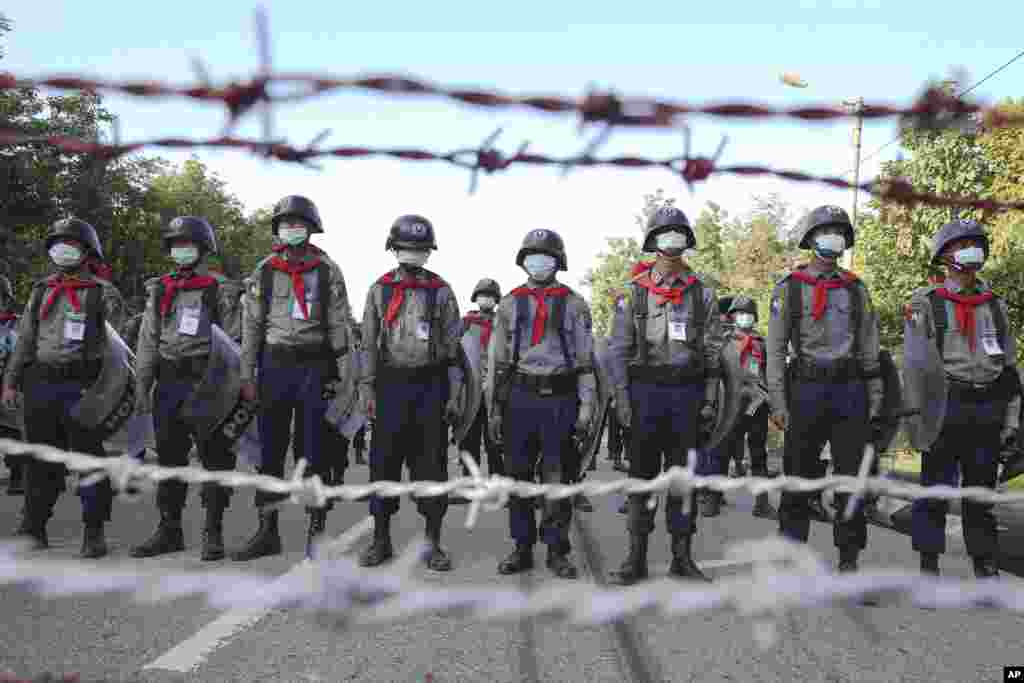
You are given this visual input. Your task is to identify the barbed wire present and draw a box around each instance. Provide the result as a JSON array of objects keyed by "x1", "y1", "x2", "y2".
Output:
[{"x1": 4, "y1": 125, "x2": 1024, "y2": 211}]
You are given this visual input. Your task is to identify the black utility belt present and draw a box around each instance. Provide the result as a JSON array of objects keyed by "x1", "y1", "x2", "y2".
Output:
[
  {"x1": 790, "y1": 358, "x2": 863, "y2": 383},
  {"x1": 628, "y1": 363, "x2": 705, "y2": 385},
  {"x1": 159, "y1": 355, "x2": 209, "y2": 380},
  {"x1": 947, "y1": 370, "x2": 1018, "y2": 402},
  {"x1": 29, "y1": 358, "x2": 102, "y2": 383},
  {"x1": 377, "y1": 362, "x2": 447, "y2": 383},
  {"x1": 511, "y1": 371, "x2": 578, "y2": 396},
  {"x1": 263, "y1": 344, "x2": 334, "y2": 365}
]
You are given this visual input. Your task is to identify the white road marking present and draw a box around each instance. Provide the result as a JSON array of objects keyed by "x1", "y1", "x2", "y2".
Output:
[{"x1": 143, "y1": 516, "x2": 373, "y2": 674}]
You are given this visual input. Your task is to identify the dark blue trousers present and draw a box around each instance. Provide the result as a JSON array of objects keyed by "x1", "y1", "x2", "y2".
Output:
[
  {"x1": 504, "y1": 385, "x2": 576, "y2": 551},
  {"x1": 779, "y1": 379, "x2": 868, "y2": 549},
  {"x1": 368, "y1": 368, "x2": 448, "y2": 521},
  {"x1": 911, "y1": 391, "x2": 1005, "y2": 558},
  {"x1": 153, "y1": 376, "x2": 237, "y2": 511},
  {"x1": 256, "y1": 353, "x2": 331, "y2": 506},
  {"x1": 628, "y1": 381, "x2": 702, "y2": 536},
  {"x1": 22, "y1": 368, "x2": 110, "y2": 525}
]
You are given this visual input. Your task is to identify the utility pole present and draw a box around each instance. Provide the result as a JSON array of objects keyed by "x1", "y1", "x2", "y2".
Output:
[{"x1": 843, "y1": 96, "x2": 864, "y2": 270}]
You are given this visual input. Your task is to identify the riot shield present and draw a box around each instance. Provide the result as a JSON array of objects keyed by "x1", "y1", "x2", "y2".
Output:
[
  {"x1": 576, "y1": 340, "x2": 613, "y2": 473},
  {"x1": 701, "y1": 338, "x2": 745, "y2": 453},
  {"x1": 71, "y1": 323, "x2": 138, "y2": 443},
  {"x1": 0, "y1": 324, "x2": 23, "y2": 432},
  {"x1": 179, "y1": 324, "x2": 259, "y2": 452},
  {"x1": 450, "y1": 339, "x2": 481, "y2": 446},
  {"x1": 902, "y1": 310, "x2": 947, "y2": 451},
  {"x1": 324, "y1": 347, "x2": 367, "y2": 440}
]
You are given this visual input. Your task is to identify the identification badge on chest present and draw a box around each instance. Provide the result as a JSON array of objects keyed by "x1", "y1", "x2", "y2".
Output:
[
  {"x1": 669, "y1": 320, "x2": 687, "y2": 342},
  {"x1": 64, "y1": 312, "x2": 86, "y2": 342},
  {"x1": 749, "y1": 359, "x2": 761, "y2": 374},
  {"x1": 179, "y1": 305, "x2": 201, "y2": 336},
  {"x1": 416, "y1": 320, "x2": 431, "y2": 341},
  {"x1": 981, "y1": 334, "x2": 1003, "y2": 356}
]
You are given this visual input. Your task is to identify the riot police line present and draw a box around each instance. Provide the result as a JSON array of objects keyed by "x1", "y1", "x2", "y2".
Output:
[{"x1": 0, "y1": 199, "x2": 1019, "y2": 585}]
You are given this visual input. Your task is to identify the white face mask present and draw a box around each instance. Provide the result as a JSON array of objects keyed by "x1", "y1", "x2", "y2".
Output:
[
  {"x1": 278, "y1": 226, "x2": 309, "y2": 247},
  {"x1": 477, "y1": 296, "x2": 496, "y2": 311},
  {"x1": 814, "y1": 233, "x2": 846, "y2": 259},
  {"x1": 952, "y1": 246, "x2": 985, "y2": 268},
  {"x1": 396, "y1": 249, "x2": 430, "y2": 268},
  {"x1": 734, "y1": 313, "x2": 755, "y2": 329},
  {"x1": 523, "y1": 253, "x2": 558, "y2": 281},
  {"x1": 655, "y1": 231, "x2": 689, "y2": 255},
  {"x1": 49, "y1": 243, "x2": 83, "y2": 268},
  {"x1": 170, "y1": 246, "x2": 200, "y2": 267}
]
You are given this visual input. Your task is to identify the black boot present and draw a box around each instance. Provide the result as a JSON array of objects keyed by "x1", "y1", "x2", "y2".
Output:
[
  {"x1": 80, "y1": 523, "x2": 107, "y2": 559},
  {"x1": 498, "y1": 544, "x2": 534, "y2": 575},
  {"x1": 23, "y1": 518, "x2": 48, "y2": 550},
  {"x1": 920, "y1": 552, "x2": 939, "y2": 576},
  {"x1": 131, "y1": 507, "x2": 185, "y2": 558},
  {"x1": 608, "y1": 533, "x2": 649, "y2": 585},
  {"x1": 201, "y1": 502, "x2": 227, "y2": 561},
  {"x1": 358, "y1": 517, "x2": 394, "y2": 567},
  {"x1": 837, "y1": 546, "x2": 859, "y2": 573},
  {"x1": 669, "y1": 534, "x2": 709, "y2": 582},
  {"x1": 424, "y1": 518, "x2": 452, "y2": 572},
  {"x1": 7, "y1": 464, "x2": 23, "y2": 495},
  {"x1": 304, "y1": 508, "x2": 328, "y2": 560},
  {"x1": 973, "y1": 556, "x2": 999, "y2": 579},
  {"x1": 546, "y1": 547, "x2": 578, "y2": 579},
  {"x1": 231, "y1": 508, "x2": 282, "y2": 561},
  {"x1": 752, "y1": 493, "x2": 778, "y2": 519}
]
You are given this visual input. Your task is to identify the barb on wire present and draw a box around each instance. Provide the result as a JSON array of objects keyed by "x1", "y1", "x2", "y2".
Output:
[
  {"x1": 5, "y1": 128, "x2": 1024, "y2": 212},
  {"x1": 3, "y1": 438, "x2": 1024, "y2": 512}
]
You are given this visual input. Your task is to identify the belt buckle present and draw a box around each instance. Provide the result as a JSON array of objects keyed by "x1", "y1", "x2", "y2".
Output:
[{"x1": 539, "y1": 386, "x2": 553, "y2": 396}]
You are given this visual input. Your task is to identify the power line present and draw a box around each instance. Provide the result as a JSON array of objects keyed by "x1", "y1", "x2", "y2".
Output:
[{"x1": 840, "y1": 46, "x2": 1024, "y2": 178}]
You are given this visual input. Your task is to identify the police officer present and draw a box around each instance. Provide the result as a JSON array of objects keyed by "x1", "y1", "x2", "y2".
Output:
[
  {"x1": 1, "y1": 218, "x2": 124, "y2": 557},
  {"x1": 458, "y1": 278, "x2": 504, "y2": 479},
  {"x1": 907, "y1": 219, "x2": 1018, "y2": 578},
  {"x1": 718, "y1": 295, "x2": 735, "y2": 344},
  {"x1": 358, "y1": 215, "x2": 463, "y2": 572},
  {"x1": 1, "y1": 273, "x2": 24, "y2": 495},
  {"x1": 235, "y1": 196, "x2": 352, "y2": 560},
  {"x1": 488, "y1": 229, "x2": 595, "y2": 579},
  {"x1": 606, "y1": 206, "x2": 722, "y2": 585},
  {"x1": 703, "y1": 296, "x2": 777, "y2": 519},
  {"x1": 766, "y1": 205, "x2": 882, "y2": 573},
  {"x1": 130, "y1": 217, "x2": 240, "y2": 561}
]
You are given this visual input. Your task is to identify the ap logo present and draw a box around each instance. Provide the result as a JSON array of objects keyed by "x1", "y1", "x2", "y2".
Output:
[
  {"x1": 532, "y1": 229, "x2": 548, "y2": 240},
  {"x1": 409, "y1": 222, "x2": 427, "y2": 235}
]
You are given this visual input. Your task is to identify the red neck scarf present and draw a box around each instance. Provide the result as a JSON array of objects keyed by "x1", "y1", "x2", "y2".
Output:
[
  {"x1": 510, "y1": 286, "x2": 571, "y2": 346},
  {"x1": 464, "y1": 311, "x2": 494, "y2": 347},
  {"x1": 631, "y1": 262, "x2": 697, "y2": 306},
  {"x1": 269, "y1": 255, "x2": 322, "y2": 320},
  {"x1": 159, "y1": 271, "x2": 218, "y2": 316},
  {"x1": 0, "y1": 312, "x2": 16, "y2": 323},
  {"x1": 86, "y1": 259, "x2": 113, "y2": 281},
  {"x1": 789, "y1": 269, "x2": 858, "y2": 320},
  {"x1": 40, "y1": 276, "x2": 97, "y2": 320},
  {"x1": 379, "y1": 270, "x2": 444, "y2": 327},
  {"x1": 736, "y1": 332, "x2": 764, "y2": 368},
  {"x1": 934, "y1": 287, "x2": 994, "y2": 352}
]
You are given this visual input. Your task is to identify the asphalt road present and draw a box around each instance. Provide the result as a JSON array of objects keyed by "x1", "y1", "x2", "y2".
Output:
[{"x1": 2, "y1": 447, "x2": 1024, "y2": 683}]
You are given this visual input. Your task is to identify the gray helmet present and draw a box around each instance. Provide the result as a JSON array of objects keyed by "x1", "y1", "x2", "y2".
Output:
[
  {"x1": 798, "y1": 205, "x2": 855, "y2": 250},
  {"x1": 643, "y1": 206, "x2": 695, "y2": 252},
  {"x1": 718, "y1": 295, "x2": 735, "y2": 316},
  {"x1": 386, "y1": 214, "x2": 437, "y2": 251},
  {"x1": 728, "y1": 295, "x2": 758, "y2": 320},
  {"x1": 471, "y1": 278, "x2": 501, "y2": 302},
  {"x1": 161, "y1": 216, "x2": 218, "y2": 255},
  {"x1": 271, "y1": 195, "x2": 323, "y2": 234},
  {"x1": 931, "y1": 218, "x2": 989, "y2": 265},
  {"x1": 515, "y1": 228, "x2": 568, "y2": 271},
  {"x1": 46, "y1": 217, "x2": 103, "y2": 260}
]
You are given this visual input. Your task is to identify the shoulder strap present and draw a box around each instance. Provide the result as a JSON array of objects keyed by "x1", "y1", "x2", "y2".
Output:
[
  {"x1": 426, "y1": 284, "x2": 440, "y2": 363},
  {"x1": 512, "y1": 293, "x2": 529, "y2": 368},
  {"x1": 204, "y1": 279, "x2": 221, "y2": 328},
  {"x1": 846, "y1": 281, "x2": 863, "y2": 359},
  {"x1": 929, "y1": 292, "x2": 947, "y2": 358},
  {"x1": 260, "y1": 265, "x2": 274, "y2": 326},
  {"x1": 30, "y1": 283, "x2": 45, "y2": 332},
  {"x1": 552, "y1": 294, "x2": 573, "y2": 368},
  {"x1": 83, "y1": 284, "x2": 104, "y2": 358},
  {"x1": 990, "y1": 297, "x2": 1008, "y2": 352},
  {"x1": 690, "y1": 280, "x2": 705, "y2": 349},
  {"x1": 633, "y1": 282, "x2": 649, "y2": 366},
  {"x1": 787, "y1": 276, "x2": 803, "y2": 359}
]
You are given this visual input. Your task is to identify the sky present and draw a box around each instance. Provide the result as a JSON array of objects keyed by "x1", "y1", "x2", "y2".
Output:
[{"x1": 3, "y1": 0, "x2": 1023, "y2": 316}]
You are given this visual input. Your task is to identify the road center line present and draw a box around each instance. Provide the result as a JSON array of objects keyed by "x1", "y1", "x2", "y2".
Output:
[{"x1": 143, "y1": 516, "x2": 373, "y2": 674}]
